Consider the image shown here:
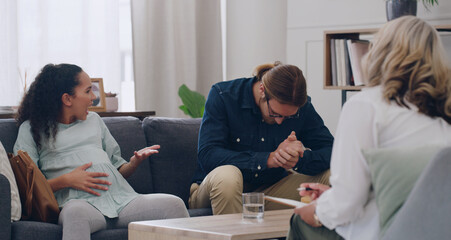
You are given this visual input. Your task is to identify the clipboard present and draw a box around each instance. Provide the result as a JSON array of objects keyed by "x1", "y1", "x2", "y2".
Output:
[{"x1": 264, "y1": 196, "x2": 308, "y2": 208}]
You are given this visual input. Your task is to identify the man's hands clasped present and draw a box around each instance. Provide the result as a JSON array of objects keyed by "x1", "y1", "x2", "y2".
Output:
[{"x1": 268, "y1": 131, "x2": 305, "y2": 169}]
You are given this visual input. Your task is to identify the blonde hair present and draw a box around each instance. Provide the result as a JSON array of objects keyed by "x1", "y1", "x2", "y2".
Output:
[
  {"x1": 253, "y1": 61, "x2": 307, "y2": 107},
  {"x1": 362, "y1": 16, "x2": 451, "y2": 123}
]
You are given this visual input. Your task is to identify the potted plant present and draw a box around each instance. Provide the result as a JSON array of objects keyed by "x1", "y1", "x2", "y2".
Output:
[
  {"x1": 386, "y1": 0, "x2": 438, "y2": 21},
  {"x1": 105, "y1": 92, "x2": 119, "y2": 112},
  {"x1": 178, "y1": 84, "x2": 206, "y2": 118}
]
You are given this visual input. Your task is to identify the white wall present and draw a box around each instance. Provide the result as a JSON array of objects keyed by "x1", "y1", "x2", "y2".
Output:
[
  {"x1": 286, "y1": 0, "x2": 451, "y2": 135},
  {"x1": 225, "y1": 0, "x2": 451, "y2": 134},
  {"x1": 226, "y1": 0, "x2": 287, "y2": 80}
]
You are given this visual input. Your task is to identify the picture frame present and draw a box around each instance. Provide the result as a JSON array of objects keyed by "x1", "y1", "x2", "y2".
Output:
[{"x1": 89, "y1": 78, "x2": 106, "y2": 112}]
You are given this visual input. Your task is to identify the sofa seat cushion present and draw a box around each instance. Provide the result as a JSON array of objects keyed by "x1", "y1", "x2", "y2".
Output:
[
  {"x1": 188, "y1": 208, "x2": 213, "y2": 217},
  {"x1": 12, "y1": 221, "x2": 61, "y2": 240},
  {"x1": 92, "y1": 228, "x2": 127, "y2": 240}
]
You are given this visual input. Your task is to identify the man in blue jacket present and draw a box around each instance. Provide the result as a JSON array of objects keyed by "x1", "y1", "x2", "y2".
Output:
[{"x1": 190, "y1": 62, "x2": 334, "y2": 215}]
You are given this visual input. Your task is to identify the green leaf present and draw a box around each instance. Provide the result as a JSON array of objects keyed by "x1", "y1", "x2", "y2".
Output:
[
  {"x1": 178, "y1": 84, "x2": 206, "y2": 118},
  {"x1": 179, "y1": 105, "x2": 190, "y2": 115}
]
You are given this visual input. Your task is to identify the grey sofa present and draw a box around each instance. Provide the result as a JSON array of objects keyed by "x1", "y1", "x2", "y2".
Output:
[
  {"x1": 382, "y1": 146, "x2": 451, "y2": 240},
  {"x1": 0, "y1": 116, "x2": 211, "y2": 240}
]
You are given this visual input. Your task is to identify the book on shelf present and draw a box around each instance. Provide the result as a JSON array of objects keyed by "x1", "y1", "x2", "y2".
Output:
[
  {"x1": 346, "y1": 39, "x2": 370, "y2": 86},
  {"x1": 343, "y1": 40, "x2": 354, "y2": 86},
  {"x1": 264, "y1": 196, "x2": 308, "y2": 208},
  {"x1": 440, "y1": 33, "x2": 451, "y2": 66},
  {"x1": 330, "y1": 39, "x2": 338, "y2": 86},
  {"x1": 335, "y1": 39, "x2": 344, "y2": 86}
]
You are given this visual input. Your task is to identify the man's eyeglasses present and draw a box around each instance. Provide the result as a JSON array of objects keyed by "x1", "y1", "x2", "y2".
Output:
[{"x1": 266, "y1": 98, "x2": 300, "y2": 119}]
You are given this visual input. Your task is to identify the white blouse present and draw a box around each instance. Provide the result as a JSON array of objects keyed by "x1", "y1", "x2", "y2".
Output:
[{"x1": 316, "y1": 86, "x2": 451, "y2": 240}]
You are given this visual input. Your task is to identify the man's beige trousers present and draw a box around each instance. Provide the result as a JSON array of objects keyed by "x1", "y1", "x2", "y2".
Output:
[{"x1": 189, "y1": 165, "x2": 330, "y2": 215}]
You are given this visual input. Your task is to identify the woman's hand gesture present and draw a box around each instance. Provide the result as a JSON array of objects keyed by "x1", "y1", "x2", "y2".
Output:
[
  {"x1": 129, "y1": 145, "x2": 160, "y2": 167},
  {"x1": 118, "y1": 145, "x2": 160, "y2": 178}
]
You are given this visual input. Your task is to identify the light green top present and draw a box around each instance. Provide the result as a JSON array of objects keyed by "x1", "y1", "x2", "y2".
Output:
[{"x1": 14, "y1": 112, "x2": 138, "y2": 218}]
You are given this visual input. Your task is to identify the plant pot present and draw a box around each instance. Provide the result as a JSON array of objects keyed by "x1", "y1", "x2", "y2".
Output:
[
  {"x1": 105, "y1": 97, "x2": 118, "y2": 112},
  {"x1": 386, "y1": 0, "x2": 417, "y2": 21}
]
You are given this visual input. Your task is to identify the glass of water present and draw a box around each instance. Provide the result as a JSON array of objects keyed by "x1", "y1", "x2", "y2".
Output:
[{"x1": 242, "y1": 192, "x2": 264, "y2": 219}]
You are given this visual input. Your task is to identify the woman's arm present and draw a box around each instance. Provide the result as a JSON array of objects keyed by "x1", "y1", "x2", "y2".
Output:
[
  {"x1": 314, "y1": 96, "x2": 377, "y2": 229},
  {"x1": 118, "y1": 145, "x2": 160, "y2": 178}
]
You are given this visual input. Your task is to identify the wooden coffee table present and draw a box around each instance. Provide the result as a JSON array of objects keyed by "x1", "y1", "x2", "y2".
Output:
[{"x1": 128, "y1": 209, "x2": 294, "y2": 240}]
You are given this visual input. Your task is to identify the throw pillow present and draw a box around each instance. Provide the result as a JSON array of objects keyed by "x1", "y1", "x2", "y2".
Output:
[
  {"x1": 0, "y1": 141, "x2": 21, "y2": 221},
  {"x1": 363, "y1": 145, "x2": 443, "y2": 237}
]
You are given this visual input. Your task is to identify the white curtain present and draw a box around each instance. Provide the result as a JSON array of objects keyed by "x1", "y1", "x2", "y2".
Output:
[
  {"x1": 0, "y1": 0, "x2": 124, "y2": 108},
  {"x1": 0, "y1": 0, "x2": 19, "y2": 106},
  {"x1": 131, "y1": 0, "x2": 222, "y2": 117}
]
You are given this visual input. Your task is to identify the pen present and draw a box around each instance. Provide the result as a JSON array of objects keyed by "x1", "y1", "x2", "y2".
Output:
[{"x1": 297, "y1": 187, "x2": 314, "y2": 191}]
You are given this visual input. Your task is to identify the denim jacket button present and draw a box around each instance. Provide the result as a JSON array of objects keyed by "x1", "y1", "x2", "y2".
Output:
[
  {"x1": 261, "y1": 137, "x2": 264, "y2": 142},
  {"x1": 257, "y1": 165, "x2": 261, "y2": 170},
  {"x1": 236, "y1": 138, "x2": 240, "y2": 142},
  {"x1": 254, "y1": 173, "x2": 258, "y2": 178}
]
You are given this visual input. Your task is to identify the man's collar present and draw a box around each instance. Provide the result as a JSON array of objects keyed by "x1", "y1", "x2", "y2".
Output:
[{"x1": 241, "y1": 77, "x2": 261, "y2": 114}]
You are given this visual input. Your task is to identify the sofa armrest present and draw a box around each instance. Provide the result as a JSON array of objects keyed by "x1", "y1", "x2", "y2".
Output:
[{"x1": 0, "y1": 173, "x2": 12, "y2": 240}]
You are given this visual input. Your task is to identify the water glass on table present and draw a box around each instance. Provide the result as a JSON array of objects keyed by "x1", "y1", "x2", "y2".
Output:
[{"x1": 242, "y1": 192, "x2": 264, "y2": 219}]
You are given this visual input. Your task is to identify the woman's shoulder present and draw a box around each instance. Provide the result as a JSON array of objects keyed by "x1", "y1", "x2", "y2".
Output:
[
  {"x1": 340, "y1": 86, "x2": 388, "y2": 117},
  {"x1": 17, "y1": 120, "x2": 32, "y2": 131},
  {"x1": 86, "y1": 111, "x2": 103, "y2": 123},
  {"x1": 86, "y1": 111, "x2": 107, "y2": 129},
  {"x1": 87, "y1": 111, "x2": 101, "y2": 118},
  {"x1": 353, "y1": 86, "x2": 382, "y2": 101}
]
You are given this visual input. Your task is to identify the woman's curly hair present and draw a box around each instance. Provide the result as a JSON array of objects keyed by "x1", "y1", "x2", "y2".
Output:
[
  {"x1": 17, "y1": 63, "x2": 83, "y2": 149},
  {"x1": 362, "y1": 16, "x2": 451, "y2": 124}
]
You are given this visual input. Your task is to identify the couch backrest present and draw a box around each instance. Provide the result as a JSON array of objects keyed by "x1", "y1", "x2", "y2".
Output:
[
  {"x1": 0, "y1": 119, "x2": 19, "y2": 153},
  {"x1": 102, "y1": 117, "x2": 153, "y2": 194},
  {"x1": 382, "y1": 147, "x2": 451, "y2": 240},
  {"x1": 143, "y1": 117, "x2": 201, "y2": 207},
  {"x1": 0, "y1": 117, "x2": 153, "y2": 194}
]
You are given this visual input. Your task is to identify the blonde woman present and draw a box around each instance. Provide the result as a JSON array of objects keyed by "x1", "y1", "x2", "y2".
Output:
[{"x1": 288, "y1": 16, "x2": 451, "y2": 240}]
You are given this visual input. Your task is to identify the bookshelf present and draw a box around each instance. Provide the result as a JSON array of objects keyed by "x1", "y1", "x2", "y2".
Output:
[
  {"x1": 323, "y1": 28, "x2": 377, "y2": 91},
  {"x1": 324, "y1": 25, "x2": 451, "y2": 105}
]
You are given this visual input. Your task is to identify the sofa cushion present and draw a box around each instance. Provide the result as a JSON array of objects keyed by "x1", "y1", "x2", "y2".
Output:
[
  {"x1": 92, "y1": 228, "x2": 127, "y2": 240},
  {"x1": 0, "y1": 174, "x2": 12, "y2": 240},
  {"x1": 363, "y1": 145, "x2": 443, "y2": 236},
  {"x1": 0, "y1": 119, "x2": 19, "y2": 153},
  {"x1": 102, "y1": 117, "x2": 153, "y2": 194},
  {"x1": 143, "y1": 117, "x2": 201, "y2": 207},
  {"x1": 188, "y1": 208, "x2": 213, "y2": 217},
  {"x1": 11, "y1": 221, "x2": 62, "y2": 240},
  {"x1": 382, "y1": 147, "x2": 451, "y2": 240},
  {"x1": 0, "y1": 142, "x2": 21, "y2": 221}
]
